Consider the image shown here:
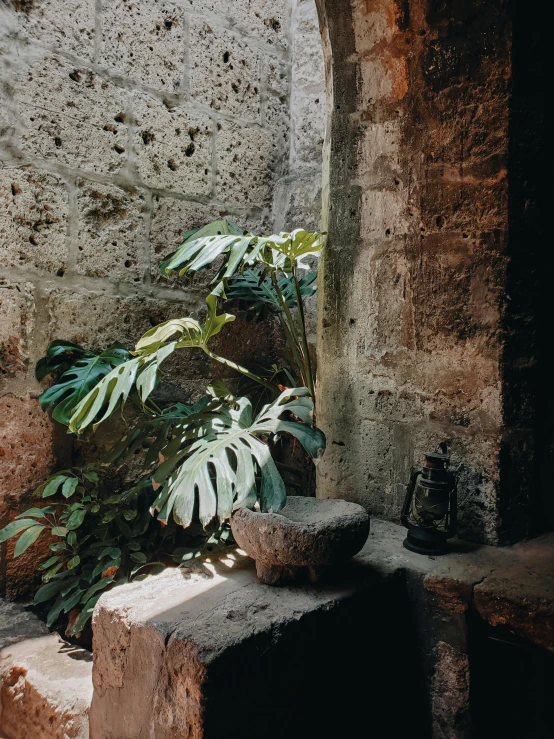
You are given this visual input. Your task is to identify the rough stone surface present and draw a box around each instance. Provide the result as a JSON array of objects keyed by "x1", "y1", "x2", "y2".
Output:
[
  {"x1": 230, "y1": 496, "x2": 370, "y2": 574},
  {"x1": 315, "y1": 0, "x2": 545, "y2": 545},
  {"x1": 89, "y1": 518, "x2": 554, "y2": 739},
  {"x1": 0, "y1": 630, "x2": 92, "y2": 739},
  {"x1": 0, "y1": 598, "x2": 48, "y2": 650}
]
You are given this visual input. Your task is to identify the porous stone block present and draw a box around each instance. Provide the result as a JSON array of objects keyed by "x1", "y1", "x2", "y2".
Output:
[
  {"x1": 0, "y1": 632, "x2": 92, "y2": 739},
  {"x1": 44, "y1": 288, "x2": 202, "y2": 352},
  {"x1": 17, "y1": 0, "x2": 95, "y2": 58},
  {"x1": 76, "y1": 180, "x2": 147, "y2": 283},
  {"x1": 0, "y1": 281, "x2": 34, "y2": 381},
  {"x1": 13, "y1": 55, "x2": 128, "y2": 175},
  {"x1": 0, "y1": 168, "x2": 68, "y2": 274},
  {"x1": 290, "y1": 91, "x2": 325, "y2": 166},
  {"x1": 291, "y1": 3, "x2": 325, "y2": 90},
  {"x1": 263, "y1": 56, "x2": 289, "y2": 96},
  {"x1": 190, "y1": 20, "x2": 261, "y2": 120},
  {"x1": 100, "y1": 0, "x2": 186, "y2": 92},
  {"x1": 216, "y1": 120, "x2": 279, "y2": 207},
  {"x1": 0, "y1": 396, "x2": 55, "y2": 512},
  {"x1": 0, "y1": 599, "x2": 48, "y2": 650},
  {"x1": 133, "y1": 93, "x2": 212, "y2": 195},
  {"x1": 90, "y1": 554, "x2": 369, "y2": 739},
  {"x1": 272, "y1": 173, "x2": 322, "y2": 231},
  {"x1": 265, "y1": 92, "x2": 289, "y2": 148},
  {"x1": 150, "y1": 196, "x2": 226, "y2": 286}
]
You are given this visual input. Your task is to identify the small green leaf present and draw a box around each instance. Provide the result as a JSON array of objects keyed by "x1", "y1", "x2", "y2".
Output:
[
  {"x1": 16, "y1": 508, "x2": 48, "y2": 520},
  {"x1": 14, "y1": 525, "x2": 45, "y2": 557},
  {"x1": 127, "y1": 540, "x2": 141, "y2": 551},
  {"x1": 67, "y1": 531, "x2": 77, "y2": 547},
  {"x1": 67, "y1": 555, "x2": 81, "y2": 569},
  {"x1": 0, "y1": 519, "x2": 40, "y2": 543},
  {"x1": 34, "y1": 578, "x2": 66, "y2": 604},
  {"x1": 102, "y1": 511, "x2": 117, "y2": 524},
  {"x1": 84, "y1": 471, "x2": 99, "y2": 483},
  {"x1": 62, "y1": 477, "x2": 79, "y2": 498},
  {"x1": 103, "y1": 494, "x2": 121, "y2": 505},
  {"x1": 42, "y1": 475, "x2": 68, "y2": 498},
  {"x1": 38, "y1": 556, "x2": 60, "y2": 570},
  {"x1": 122, "y1": 509, "x2": 137, "y2": 521},
  {"x1": 66, "y1": 509, "x2": 86, "y2": 530},
  {"x1": 81, "y1": 576, "x2": 114, "y2": 603},
  {"x1": 98, "y1": 547, "x2": 121, "y2": 560},
  {"x1": 50, "y1": 542, "x2": 67, "y2": 552},
  {"x1": 91, "y1": 504, "x2": 100, "y2": 513},
  {"x1": 69, "y1": 594, "x2": 103, "y2": 636},
  {"x1": 46, "y1": 596, "x2": 66, "y2": 627},
  {"x1": 129, "y1": 551, "x2": 147, "y2": 563},
  {"x1": 61, "y1": 588, "x2": 85, "y2": 613},
  {"x1": 43, "y1": 562, "x2": 64, "y2": 582},
  {"x1": 51, "y1": 526, "x2": 68, "y2": 537}
]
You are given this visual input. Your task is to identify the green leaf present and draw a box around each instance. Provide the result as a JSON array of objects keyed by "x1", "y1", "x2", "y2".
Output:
[
  {"x1": 50, "y1": 542, "x2": 67, "y2": 552},
  {"x1": 226, "y1": 269, "x2": 317, "y2": 318},
  {"x1": 38, "y1": 555, "x2": 59, "y2": 571},
  {"x1": 46, "y1": 595, "x2": 66, "y2": 627},
  {"x1": 0, "y1": 519, "x2": 40, "y2": 543},
  {"x1": 81, "y1": 576, "x2": 114, "y2": 603},
  {"x1": 129, "y1": 551, "x2": 147, "y2": 563},
  {"x1": 66, "y1": 509, "x2": 86, "y2": 530},
  {"x1": 67, "y1": 555, "x2": 81, "y2": 569},
  {"x1": 15, "y1": 507, "x2": 49, "y2": 520},
  {"x1": 43, "y1": 562, "x2": 64, "y2": 581},
  {"x1": 98, "y1": 547, "x2": 121, "y2": 560},
  {"x1": 13, "y1": 525, "x2": 45, "y2": 556},
  {"x1": 42, "y1": 475, "x2": 68, "y2": 498},
  {"x1": 68, "y1": 594, "x2": 103, "y2": 636},
  {"x1": 122, "y1": 510, "x2": 137, "y2": 521},
  {"x1": 34, "y1": 578, "x2": 66, "y2": 604},
  {"x1": 150, "y1": 388, "x2": 325, "y2": 528},
  {"x1": 103, "y1": 495, "x2": 121, "y2": 505},
  {"x1": 83, "y1": 471, "x2": 99, "y2": 483},
  {"x1": 37, "y1": 343, "x2": 131, "y2": 425},
  {"x1": 61, "y1": 588, "x2": 85, "y2": 613},
  {"x1": 51, "y1": 526, "x2": 67, "y2": 537},
  {"x1": 67, "y1": 531, "x2": 77, "y2": 547},
  {"x1": 62, "y1": 477, "x2": 79, "y2": 498}
]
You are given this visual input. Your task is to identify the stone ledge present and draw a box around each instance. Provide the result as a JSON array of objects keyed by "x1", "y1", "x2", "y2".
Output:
[{"x1": 0, "y1": 601, "x2": 92, "y2": 739}]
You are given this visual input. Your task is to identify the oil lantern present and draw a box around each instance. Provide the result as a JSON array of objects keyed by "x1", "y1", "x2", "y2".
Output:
[{"x1": 401, "y1": 444, "x2": 458, "y2": 555}]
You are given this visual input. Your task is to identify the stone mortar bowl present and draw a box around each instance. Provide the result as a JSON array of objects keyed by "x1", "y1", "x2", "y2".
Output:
[{"x1": 231, "y1": 496, "x2": 370, "y2": 585}]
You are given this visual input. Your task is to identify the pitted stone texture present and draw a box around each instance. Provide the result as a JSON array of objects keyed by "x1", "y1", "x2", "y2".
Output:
[
  {"x1": 12, "y1": 55, "x2": 129, "y2": 175},
  {"x1": 18, "y1": 0, "x2": 95, "y2": 58},
  {"x1": 0, "y1": 599, "x2": 48, "y2": 650},
  {"x1": 150, "y1": 196, "x2": 226, "y2": 286},
  {"x1": 291, "y1": 91, "x2": 325, "y2": 166},
  {"x1": 0, "y1": 633, "x2": 92, "y2": 739},
  {"x1": 231, "y1": 496, "x2": 370, "y2": 573},
  {"x1": 76, "y1": 180, "x2": 146, "y2": 283},
  {"x1": 100, "y1": 0, "x2": 186, "y2": 92},
  {"x1": 0, "y1": 281, "x2": 34, "y2": 381},
  {"x1": 273, "y1": 173, "x2": 322, "y2": 231},
  {"x1": 44, "y1": 288, "x2": 201, "y2": 352},
  {"x1": 190, "y1": 20, "x2": 262, "y2": 120},
  {"x1": 217, "y1": 120, "x2": 280, "y2": 207},
  {"x1": 133, "y1": 93, "x2": 212, "y2": 195},
  {"x1": 0, "y1": 168, "x2": 68, "y2": 274},
  {"x1": 291, "y1": 3, "x2": 325, "y2": 90},
  {"x1": 0, "y1": 396, "x2": 55, "y2": 510},
  {"x1": 181, "y1": 0, "x2": 290, "y2": 49}
]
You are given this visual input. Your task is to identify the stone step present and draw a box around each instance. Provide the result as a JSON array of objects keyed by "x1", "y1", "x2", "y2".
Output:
[{"x1": 0, "y1": 600, "x2": 92, "y2": 739}]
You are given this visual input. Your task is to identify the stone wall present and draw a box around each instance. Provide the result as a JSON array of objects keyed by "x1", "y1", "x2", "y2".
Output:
[
  {"x1": 0, "y1": 0, "x2": 325, "y2": 595},
  {"x1": 315, "y1": 0, "x2": 547, "y2": 546}
]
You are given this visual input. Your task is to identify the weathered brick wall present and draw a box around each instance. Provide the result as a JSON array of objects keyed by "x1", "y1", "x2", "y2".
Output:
[
  {"x1": 315, "y1": 0, "x2": 546, "y2": 546},
  {"x1": 0, "y1": 0, "x2": 325, "y2": 595}
]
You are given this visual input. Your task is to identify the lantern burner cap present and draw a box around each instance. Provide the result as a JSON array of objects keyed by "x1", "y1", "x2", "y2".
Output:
[{"x1": 424, "y1": 451, "x2": 449, "y2": 468}]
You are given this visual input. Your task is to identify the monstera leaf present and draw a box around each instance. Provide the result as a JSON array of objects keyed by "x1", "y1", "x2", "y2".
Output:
[
  {"x1": 37, "y1": 341, "x2": 131, "y2": 425},
  {"x1": 149, "y1": 387, "x2": 326, "y2": 528},
  {"x1": 67, "y1": 297, "x2": 238, "y2": 435},
  {"x1": 226, "y1": 269, "x2": 317, "y2": 319},
  {"x1": 162, "y1": 221, "x2": 326, "y2": 289}
]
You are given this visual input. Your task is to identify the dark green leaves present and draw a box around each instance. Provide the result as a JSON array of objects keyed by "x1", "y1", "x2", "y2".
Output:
[
  {"x1": 37, "y1": 341, "x2": 131, "y2": 425},
  {"x1": 226, "y1": 269, "x2": 317, "y2": 319}
]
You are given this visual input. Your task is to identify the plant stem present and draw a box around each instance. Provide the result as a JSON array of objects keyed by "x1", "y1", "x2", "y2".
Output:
[
  {"x1": 270, "y1": 272, "x2": 307, "y2": 384},
  {"x1": 203, "y1": 348, "x2": 279, "y2": 393},
  {"x1": 277, "y1": 314, "x2": 307, "y2": 387},
  {"x1": 292, "y1": 266, "x2": 315, "y2": 399}
]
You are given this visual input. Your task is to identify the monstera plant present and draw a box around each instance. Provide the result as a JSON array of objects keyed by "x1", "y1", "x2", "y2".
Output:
[{"x1": 0, "y1": 222, "x2": 326, "y2": 634}]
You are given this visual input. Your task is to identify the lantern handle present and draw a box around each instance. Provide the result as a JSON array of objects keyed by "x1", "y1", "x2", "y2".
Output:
[{"x1": 401, "y1": 467, "x2": 420, "y2": 530}]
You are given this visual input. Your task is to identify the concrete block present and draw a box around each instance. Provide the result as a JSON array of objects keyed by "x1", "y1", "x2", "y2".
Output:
[
  {"x1": 292, "y1": 4, "x2": 325, "y2": 91},
  {"x1": 18, "y1": 0, "x2": 95, "y2": 58},
  {"x1": 273, "y1": 173, "x2": 322, "y2": 232},
  {"x1": 216, "y1": 120, "x2": 279, "y2": 207},
  {"x1": 263, "y1": 56, "x2": 289, "y2": 96},
  {"x1": 0, "y1": 280, "x2": 34, "y2": 381},
  {"x1": 0, "y1": 632, "x2": 92, "y2": 739},
  {"x1": 100, "y1": 0, "x2": 186, "y2": 92},
  {"x1": 265, "y1": 91, "x2": 289, "y2": 150},
  {"x1": 44, "y1": 288, "x2": 202, "y2": 352},
  {"x1": 190, "y1": 20, "x2": 261, "y2": 121},
  {"x1": 291, "y1": 91, "x2": 325, "y2": 166},
  {"x1": 0, "y1": 168, "x2": 68, "y2": 274},
  {"x1": 150, "y1": 196, "x2": 226, "y2": 286},
  {"x1": 76, "y1": 180, "x2": 147, "y2": 283},
  {"x1": 13, "y1": 55, "x2": 129, "y2": 175},
  {"x1": 133, "y1": 92, "x2": 212, "y2": 195}
]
